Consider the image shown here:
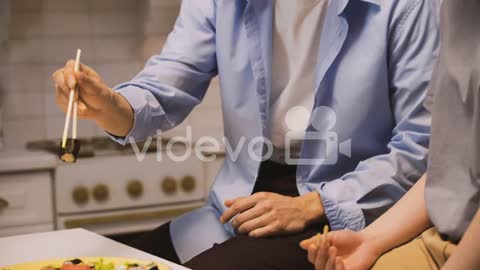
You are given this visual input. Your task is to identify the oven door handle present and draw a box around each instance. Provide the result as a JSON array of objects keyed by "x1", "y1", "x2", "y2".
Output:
[{"x1": 64, "y1": 206, "x2": 199, "y2": 229}]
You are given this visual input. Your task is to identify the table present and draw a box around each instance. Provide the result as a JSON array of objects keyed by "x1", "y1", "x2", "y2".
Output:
[{"x1": 0, "y1": 229, "x2": 189, "y2": 269}]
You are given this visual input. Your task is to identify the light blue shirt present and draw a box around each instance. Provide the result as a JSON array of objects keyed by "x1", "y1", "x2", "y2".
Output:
[{"x1": 111, "y1": 0, "x2": 439, "y2": 262}]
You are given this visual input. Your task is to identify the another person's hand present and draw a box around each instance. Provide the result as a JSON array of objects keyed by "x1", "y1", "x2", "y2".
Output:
[
  {"x1": 220, "y1": 191, "x2": 324, "y2": 238},
  {"x1": 300, "y1": 230, "x2": 380, "y2": 270},
  {"x1": 52, "y1": 60, "x2": 114, "y2": 120},
  {"x1": 306, "y1": 240, "x2": 345, "y2": 270}
]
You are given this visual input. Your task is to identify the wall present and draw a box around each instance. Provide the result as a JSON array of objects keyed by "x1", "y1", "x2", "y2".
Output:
[
  {"x1": 0, "y1": 0, "x2": 223, "y2": 149},
  {"x1": 0, "y1": 0, "x2": 10, "y2": 150}
]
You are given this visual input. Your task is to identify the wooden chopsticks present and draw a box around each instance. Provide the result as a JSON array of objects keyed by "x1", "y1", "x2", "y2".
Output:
[{"x1": 61, "y1": 49, "x2": 81, "y2": 149}]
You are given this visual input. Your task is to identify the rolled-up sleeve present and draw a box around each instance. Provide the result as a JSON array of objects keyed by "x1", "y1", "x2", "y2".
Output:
[
  {"x1": 109, "y1": 0, "x2": 218, "y2": 145},
  {"x1": 316, "y1": 0, "x2": 440, "y2": 231}
]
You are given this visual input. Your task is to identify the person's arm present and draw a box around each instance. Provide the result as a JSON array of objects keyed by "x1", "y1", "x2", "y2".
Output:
[
  {"x1": 301, "y1": 174, "x2": 432, "y2": 270},
  {"x1": 441, "y1": 209, "x2": 480, "y2": 270},
  {"x1": 55, "y1": 0, "x2": 218, "y2": 140},
  {"x1": 306, "y1": 0, "x2": 440, "y2": 232},
  {"x1": 362, "y1": 174, "x2": 432, "y2": 254},
  {"x1": 108, "y1": 0, "x2": 219, "y2": 142},
  {"x1": 443, "y1": 86, "x2": 480, "y2": 270},
  {"x1": 97, "y1": 90, "x2": 135, "y2": 137}
]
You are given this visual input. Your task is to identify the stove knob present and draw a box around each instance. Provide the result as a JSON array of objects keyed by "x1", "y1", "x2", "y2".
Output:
[
  {"x1": 161, "y1": 177, "x2": 177, "y2": 195},
  {"x1": 127, "y1": 180, "x2": 143, "y2": 199},
  {"x1": 93, "y1": 184, "x2": 109, "y2": 202},
  {"x1": 72, "y1": 186, "x2": 89, "y2": 205},
  {"x1": 0, "y1": 197, "x2": 9, "y2": 210},
  {"x1": 181, "y1": 175, "x2": 196, "y2": 193}
]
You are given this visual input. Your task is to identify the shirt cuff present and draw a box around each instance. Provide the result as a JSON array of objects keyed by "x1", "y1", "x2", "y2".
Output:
[
  {"x1": 105, "y1": 85, "x2": 159, "y2": 145},
  {"x1": 298, "y1": 182, "x2": 366, "y2": 231},
  {"x1": 317, "y1": 187, "x2": 366, "y2": 231}
]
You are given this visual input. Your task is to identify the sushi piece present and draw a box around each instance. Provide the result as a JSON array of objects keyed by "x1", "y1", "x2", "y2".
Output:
[{"x1": 60, "y1": 139, "x2": 81, "y2": 163}]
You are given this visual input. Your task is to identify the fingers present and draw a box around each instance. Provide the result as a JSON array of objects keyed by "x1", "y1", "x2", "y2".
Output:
[
  {"x1": 53, "y1": 69, "x2": 70, "y2": 97},
  {"x1": 301, "y1": 230, "x2": 332, "y2": 250},
  {"x1": 75, "y1": 71, "x2": 103, "y2": 95},
  {"x1": 55, "y1": 85, "x2": 69, "y2": 113},
  {"x1": 326, "y1": 232, "x2": 335, "y2": 246},
  {"x1": 53, "y1": 67, "x2": 100, "y2": 102},
  {"x1": 304, "y1": 231, "x2": 343, "y2": 270},
  {"x1": 63, "y1": 60, "x2": 100, "y2": 89},
  {"x1": 75, "y1": 98, "x2": 94, "y2": 118},
  {"x1": 300, "y1": 236, "x2": 317, "y2": 250},
  {"x1": 64, "y1": 60, "x2": 77, "y2": 89},
  {"x1": 248, "y1": 222, "x2": 279, "y2": 238},
  {"x1": 314, "y1": 241, "x2": 329, "y2": 270},
  {"x1": 53, "y1": 61, "x2": 82, "y2": 95},
  {"x1": 335, "y1": 257, "x2": 345, "y2": 270},
  {"x1": 52, "y1": 60, "x2": 107, "y2": 121},
  {"x1": 220, "y1": 196, "x2": 257, "y2": 224},
  {"x1": 324, "y1": 246, "x2": 337, "y2": 270},
  {"x1": 314, "y1": 245, "x2": 342, "y2": 270},
  {"x1": 231, "y1": 204, "x2": 264, "y2": 229},
  {"x1": 308, "y1": 244, "x2": 318, "y2": 264},
  {"x1": 237, "y1": 213, "x2": 272, "y2": 234},
  {"x1": 79, "y1": 63, "x2": 99, "y2": 78},
  {"x1": 225, "y1": 197, "x2": 243, "y2": 207},
  {"x1": 55, "y1": 86, "x2": 90, "y2": 118},
  {"x1": 54, "y1": 60, "x2": 100, "y2": 91},
  {"x1": 76, "y1": 99, "x2": 88, "y2": 114}
]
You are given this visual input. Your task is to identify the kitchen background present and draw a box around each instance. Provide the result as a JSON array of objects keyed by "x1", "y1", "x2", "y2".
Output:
[{"x1": 0, "y1": 0, "x2": 225, "y2": 242}]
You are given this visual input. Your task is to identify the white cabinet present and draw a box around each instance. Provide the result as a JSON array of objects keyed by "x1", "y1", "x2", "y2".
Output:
[{"x1": 0, "y1": 171, "x2": 54, "y2": 237}]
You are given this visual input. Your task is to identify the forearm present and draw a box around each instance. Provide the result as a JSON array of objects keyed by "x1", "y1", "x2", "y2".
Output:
[
  {"x1": 362, "y1": 174, "x2": 432, "y2": 255},
  {"x1": 95, "y1": 92, "x2": 134, "y2": 137},
  {"x1": 301, "y1": 192, "x2": 326, "y2": 226},
  {"x1": 442, "y1": 209, "x2": 480, "y2": 270}
]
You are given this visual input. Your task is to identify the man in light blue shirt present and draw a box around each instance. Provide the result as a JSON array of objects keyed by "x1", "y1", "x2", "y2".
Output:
[{"x1": 53, "y1": 0, "x2": 439, "y2": 269}]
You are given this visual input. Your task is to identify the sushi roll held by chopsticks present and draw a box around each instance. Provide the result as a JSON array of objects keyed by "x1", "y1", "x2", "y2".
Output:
[{"x1": 59, "y1": 49, "x2": 82, "y2": 163}]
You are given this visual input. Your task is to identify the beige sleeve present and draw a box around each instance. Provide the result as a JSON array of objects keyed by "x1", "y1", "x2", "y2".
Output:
[
  {"x1": 423, "y1": 60, "x2": 441, "y2": 112},
  {"x1": 473, "y1": 85, "x2": 480, "y2": 204}
]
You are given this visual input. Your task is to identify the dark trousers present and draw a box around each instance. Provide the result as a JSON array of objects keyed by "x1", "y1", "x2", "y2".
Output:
[{"x1": 130, "y1": 161, "x2": 322, "y2": 270}]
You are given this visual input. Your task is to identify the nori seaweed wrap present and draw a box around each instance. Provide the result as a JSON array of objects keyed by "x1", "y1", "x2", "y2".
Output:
[{"x1": 60, "y1": 139, "x2": 81, "y2": 163}]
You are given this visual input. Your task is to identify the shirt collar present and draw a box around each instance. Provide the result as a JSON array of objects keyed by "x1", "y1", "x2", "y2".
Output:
[
  {"x1": 360, "y1": 0, "x2": 382, "y2": 6},
  {"x1": 244, "y1": 0, "x2": 382, "y2": 16},
  {"x1": 337, "y1": 0, "x2": 381, "y2": 15}
]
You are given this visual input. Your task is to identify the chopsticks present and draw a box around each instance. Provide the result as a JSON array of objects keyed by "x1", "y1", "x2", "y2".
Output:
[{"x1": 61, "y1": 49, "x2": 81, "y2": 149}]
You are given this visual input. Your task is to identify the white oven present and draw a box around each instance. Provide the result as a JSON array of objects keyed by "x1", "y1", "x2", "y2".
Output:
[{"x1": 53, "y1": 146, "x2": 208, "y2": 243}]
